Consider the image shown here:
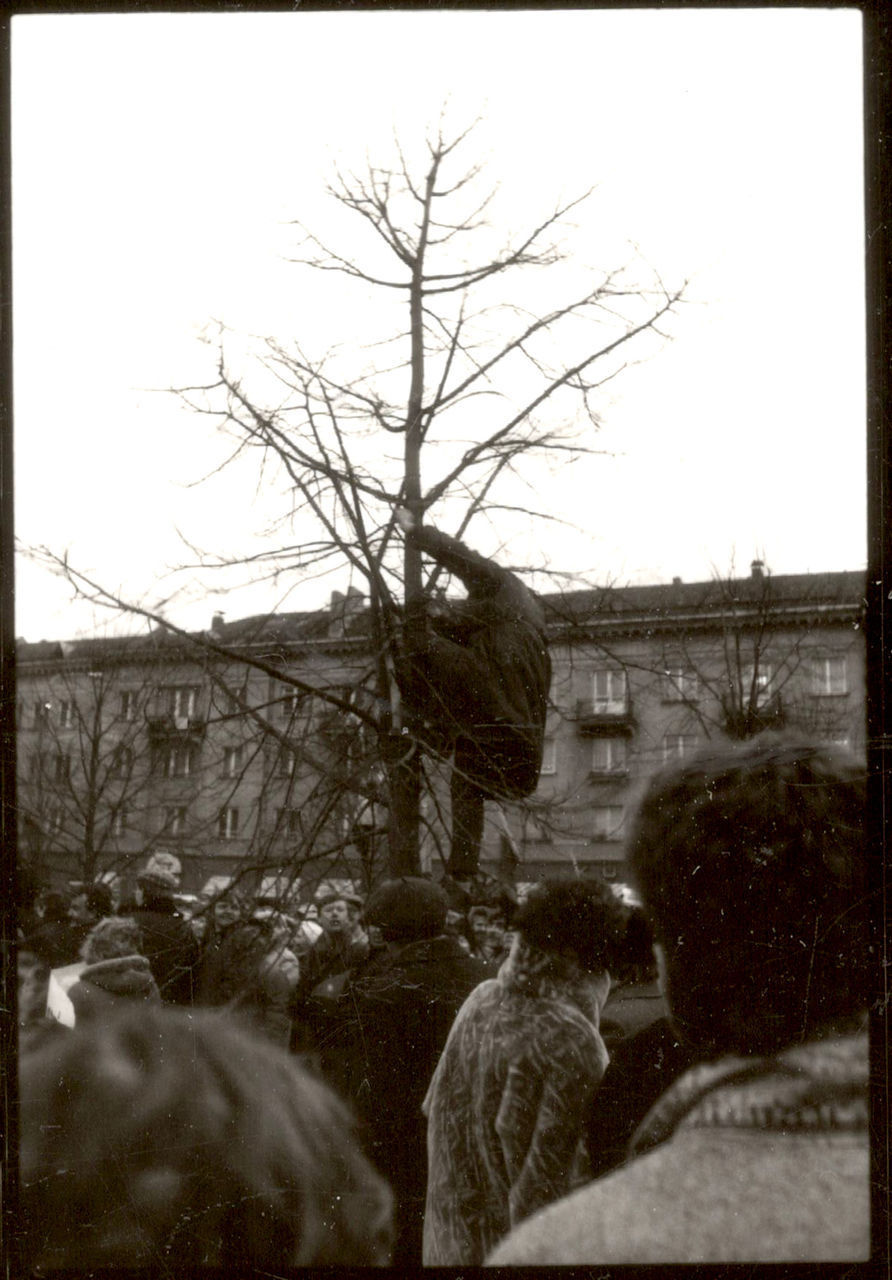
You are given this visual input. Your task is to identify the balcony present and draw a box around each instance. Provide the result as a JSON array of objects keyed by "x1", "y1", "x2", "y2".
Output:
[
  {"x1": 146, "y1": 713, "x2": 207, "y2": 742},
  {"x1": 574, "y1": 698, "x2": 636, "y2": 736}
]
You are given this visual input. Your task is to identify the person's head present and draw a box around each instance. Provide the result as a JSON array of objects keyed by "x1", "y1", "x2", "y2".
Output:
[
  {"x1": 38, "y1": 890, "x2": 70, "y2": 924},
  {"x1": 512, "y1": 878, "x2": 628, "y2": 996},
  {"x1": 70, "y1": 883, "x2": 114, "y2": 925},
  {"x1": 628, "y1": 733, "x2": 868, "y2": 1056},
  {"x1": 467, "y1": 903, "x2": 509, "y2": 957},
  {"x1": 136, "y1": 852, "x2": 181, "y2": 903},
  {"x1": 20, "y1": 1005, "x2": 393, "y2": 1269},
  {"x1": 317, "y1": 892, "x2": 362, "y2": 934},
  {"x1": 80, "y1": 916, "x2": 144, "y2": 966},
  {"x1": 211, "y1": 892, "x2": 247, "y2": 931},
  {"x1": 363, "y1": 877, "x2": 448, "y2": 944}
]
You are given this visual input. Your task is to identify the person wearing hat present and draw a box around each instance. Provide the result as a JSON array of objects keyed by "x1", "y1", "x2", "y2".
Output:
[
  {"x1": 67, "y1": 916, "x2": 160, "y2": 1023},
  {"x1": 288, "y1": 889, "x2": 369, "y2": 1053},
  {"x1": 129, "y1": 855, "x2": 200, "y2": 1005},
  {"x1": 333, "y1": 877, "x2": 489, "y2": 1266}
]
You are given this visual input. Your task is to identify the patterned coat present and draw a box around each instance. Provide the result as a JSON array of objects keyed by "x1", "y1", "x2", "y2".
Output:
[{"x1": 421, "y1": 936, "x2": 610, "y2": 1265}]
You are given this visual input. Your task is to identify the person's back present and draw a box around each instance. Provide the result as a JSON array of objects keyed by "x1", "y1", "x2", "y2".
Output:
[
  {"x1": 424, "y1": 879, "x2": 625, "y2": 1265},
  {"x1": 489, "y1": 735, "x2": 870, "y2": 1265},
  {"x1": 334, "y1": 878, "x2": 488, "y2": 1266}
]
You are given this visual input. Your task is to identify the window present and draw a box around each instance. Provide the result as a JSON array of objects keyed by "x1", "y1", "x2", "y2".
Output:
[
  {"x1": 810, "y1": 656, "x2": 847, "y2": 697},
  {"x1": 163, "y1": 806, "x2": 188, "y2": 836},
  {"x1": 525, "y1": 816, "x2": 553, "y2": 844},
  {"x1": 663, "y1": 733, "x2": 698, "y2": 764},
  {"x1": 119, "y1": 691, "x2": 138, "y2": 722},
  {"x1": 47, "y1": 805, "x2": 65, "y2": 835},
  {"x1": 223, "y1": 745, "x2": 244, "y2": 778},
  {"x1": 276, "y1": 747, "x2": 297, "y2": 778},
  {"x1": 111, "y1": 744, "x2": 134, "y2": 778},
  {"x1": 112, "y1": 807, "x2": 129, "y2": 838},
  {"x1": 276, "y1": 681, "x2": 297, "y2": 722},
  {"x1": 276, "y1": 807, "x2": 302, "y2": 837},
  {"x1": 33, "y1": 701, "x2": 50, "y2": 727},
  {"x1": 741, "y1": 665, "x2": 773, "y2": 708},
  {"x1": 161, "y1": 685, "x2": 200, "y2": 722},
  {"x1": 592, "y1": 669, "x2": 627, "y2": 715},
  {"x1": 662, "y1": 668, "x2": 699, "y2": 703},
  {"x1": 592, "y1": 805, "x2": 624, "y2": 841},
  {"x1": 28, "y1": 752, "x2": 45, "y2": 781},
  {"x1": 218, "y1": 807, "x2": 240, "y2": 839},
  {"x1": 157, "y1": 743, "x2": 196, "y2": 779},
  {"x1": 53, "y1": 752, "x2": 71, "y2": 783},
  {"x1": 540, "y1": 738, "x2": 557, "y2": 776},
  {"x1": 59, "y1": 700, "x2": 76, "y2": 728},
  {"x1": 591, "y1": 737, "x2": 628, "y2": 775}
]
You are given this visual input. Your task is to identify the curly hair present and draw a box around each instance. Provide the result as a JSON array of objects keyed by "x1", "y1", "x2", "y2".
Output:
[
  {"x1": 627, "y1": 732, "x2": 868, "y2": 1055},
  {"x1": 20, "y1": 1004, "x2": 393, "y2": 1269},
  {"x1": 513, "y1": 878, "x2": 629, "y2": 975},
  {"x1": 80, "y1": 915, "x2": 144, "y2": 964}
]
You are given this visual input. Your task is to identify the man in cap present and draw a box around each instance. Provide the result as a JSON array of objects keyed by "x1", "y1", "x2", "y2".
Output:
[
  {"x1": 335, "y1": 877, "x2": 489, "y2": 1265},
  {"x1": 128, "y1": 853, "x2": 199, "y2": 1005},
  {"x1": 288, "y1": 888, "x2": 369, "y2": 1052}
]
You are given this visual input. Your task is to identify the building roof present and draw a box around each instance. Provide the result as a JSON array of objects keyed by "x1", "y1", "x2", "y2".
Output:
[{"x1": 16, "y1": 569, "x2": 865, "y2": 667}]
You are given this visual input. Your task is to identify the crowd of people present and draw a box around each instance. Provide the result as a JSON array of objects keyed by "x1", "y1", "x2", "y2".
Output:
[{"x1": 16, "y1": 731, "x2": 872, "y2": 1268}]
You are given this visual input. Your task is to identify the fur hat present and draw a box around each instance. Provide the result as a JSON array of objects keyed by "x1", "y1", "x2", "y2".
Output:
[
  {"x1": 138, "y1": 852, "x2": 181, "y2": 894},
  {"x1": 81, "y1": 916, "x2": 144, "y2": 965},
  {"x1": 316, "y1": 889, "x2": 363, "y2": 911},
  {"x1": 363, "y1": 877, "x2": 448, "y2": 942}
]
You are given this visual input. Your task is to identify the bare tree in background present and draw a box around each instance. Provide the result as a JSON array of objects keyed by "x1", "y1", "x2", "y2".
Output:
[{"x1": 27, "y1": 118, "x2": 686, "y2": 878}]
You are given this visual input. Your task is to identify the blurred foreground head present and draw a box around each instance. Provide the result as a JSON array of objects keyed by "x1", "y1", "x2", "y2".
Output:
[
  {"x1": 628, "y1": 733, "x2": 868, "y2": 1056},
  {"x1": 20, "y1": 1005, "x2": 393, "y2": 1269}
]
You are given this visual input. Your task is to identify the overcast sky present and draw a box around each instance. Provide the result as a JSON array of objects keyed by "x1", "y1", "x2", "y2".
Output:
[{"x1": 12, "y1": 8, "x2": 866, "y2": 642}]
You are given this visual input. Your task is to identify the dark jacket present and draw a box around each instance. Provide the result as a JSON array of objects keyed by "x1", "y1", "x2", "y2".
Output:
[
  {"x1": 68, "y1": 954, "x2": 161, "y2": 1022},
  {"x1": 129, "y1": 897, "x2": 199, "y2": 1005},
  {"x1": 334, "y1": 934, "x2": 489, "y2": 1265},
  {"x1": 407, "y1": 525, "x2": 551, "y2": 799},
  {"x1": 586, "y1": 1015, "x2": 703, "y2": 1180},
  {"x1": 25, "y1": 919, "x2": 86, "y2": 970},
  {"x1": 599, "y1": 977, "x2": 669, "y2": 1053},
  {"x1": 195, "y1": 921, "x2": 293, "y2": 1049}
]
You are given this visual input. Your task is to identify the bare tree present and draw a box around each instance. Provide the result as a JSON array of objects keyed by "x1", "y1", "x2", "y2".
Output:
[{"x1": 170, "y1": 119, "x2": 685, "y2": 874}]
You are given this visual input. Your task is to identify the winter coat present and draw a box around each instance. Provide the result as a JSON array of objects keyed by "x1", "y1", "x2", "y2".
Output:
[
  {"x1": 194, "y1": 922, "x2": 295, "y2": 1049},
  {"x1": 288, "y1": 929, "x2": 370, "y2": 1052},
  {"x1": 406, "y1": 525, "x2": 551, "y2": 799},
  {"x1": 598, "y1": 977, "x2": 670, "y2": 1053},
  {"x1": 489, "y1": 1028, "x2": 870, "y2": 1265},
  {"x1": 68, "y1": 955, "x2": 161, "y2": 1022},
  {"x1": 422, "y1": 938, "x2": 609, "y2": 1265},
  {"x1": 332, "y1": 934, "x2": 489, "y2": 1265},
  {"x1": 586, "y1": 1015, "x2": 703, "y2": 1181},
  {"x1": 24, "y1": 919, "x2": 86, "y2": 971},
  {"x1": 129, "y1": 898, "x2": 200, "y2": 1005}
]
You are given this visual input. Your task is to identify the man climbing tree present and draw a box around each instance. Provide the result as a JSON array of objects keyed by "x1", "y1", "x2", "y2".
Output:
[{"x1": 394, "y1": 507, "x2": 551, "y2": 882}]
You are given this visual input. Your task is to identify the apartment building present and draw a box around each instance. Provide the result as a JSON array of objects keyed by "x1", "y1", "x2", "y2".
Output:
[{"x1": 16, "y1": 565, "x2": 865, "y2": 897}]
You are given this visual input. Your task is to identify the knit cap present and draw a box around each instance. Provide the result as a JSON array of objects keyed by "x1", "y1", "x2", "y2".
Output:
[
  {"x1": 81, "y1": 916, "x2": 145, "y2": 964},
  {"x1": 363, "y1": 877, "x2": 448, "y2": 942},
  {"x1": 138, "y1": 851, "x2": 181, "y2": 893}
]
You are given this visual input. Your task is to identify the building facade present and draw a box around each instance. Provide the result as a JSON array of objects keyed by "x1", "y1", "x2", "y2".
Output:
[{"x1": 16, "y1": 565, "x2": 866, "y2": 899}]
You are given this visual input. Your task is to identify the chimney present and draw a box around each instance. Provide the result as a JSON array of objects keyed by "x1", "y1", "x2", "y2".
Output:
[
  {"x1": 750, "y1": 560, "x2": 765, "y2": 580},
  {"x1": 329, "y1": 587, "x2": 365, "y2": 637},
  {"x1": 671, "y1": 576, "x2": 682, "y2": 586},
  {"x1": 211, "y1": 612, "x2": 225, "y2": 637}
]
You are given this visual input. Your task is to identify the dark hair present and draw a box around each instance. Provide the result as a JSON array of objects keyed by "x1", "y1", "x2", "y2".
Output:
[
  {"x1": 20, "y1": 1005, "x2": 393, "y2": 1269},
  {"x1": 85, "y1": 882, "x2": 114, "y2": 917},
  {"x1": 513, "y1": 878, "x2": 628, "y2": 974},
  {"x1": 39, "y1": 890, "x2": 70, "y2": 923},
  {"x1": 628, "y1": 733, "x2": 868, "y2": 1055}
]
